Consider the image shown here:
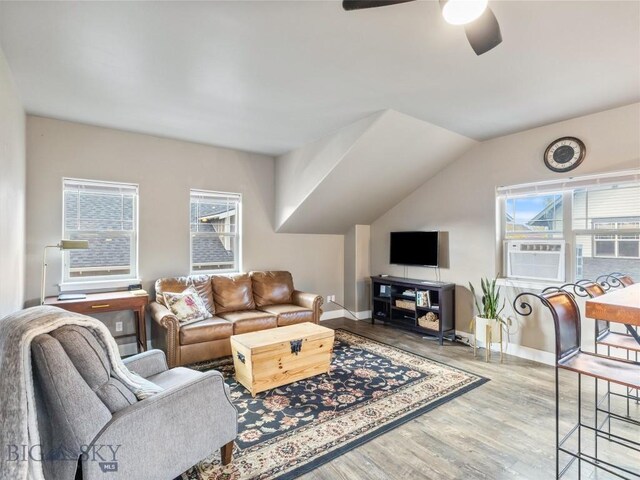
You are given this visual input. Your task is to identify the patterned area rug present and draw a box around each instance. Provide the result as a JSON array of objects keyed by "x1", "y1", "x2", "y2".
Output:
[{"x1": 181, "y1": 329, "x2": 487, "y2": 480}]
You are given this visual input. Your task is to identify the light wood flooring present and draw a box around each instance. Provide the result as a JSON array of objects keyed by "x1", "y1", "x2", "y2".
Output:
[{"x1": 299, "y1": 318, "x2": 640, "y2": 480}]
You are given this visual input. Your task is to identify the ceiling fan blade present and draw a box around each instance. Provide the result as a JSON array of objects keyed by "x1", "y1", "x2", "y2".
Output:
[
  {"x1": 343, "y1": 0, "x2": 415, "y2": 11},
  {"x1": 464, "y1": 6, "x2": 502, "y2": 55}
]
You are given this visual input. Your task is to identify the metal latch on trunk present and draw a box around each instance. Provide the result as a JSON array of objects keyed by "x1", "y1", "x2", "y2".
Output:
[{"x1": 290, "y1": 339, "x2": 303, "y2": 355}]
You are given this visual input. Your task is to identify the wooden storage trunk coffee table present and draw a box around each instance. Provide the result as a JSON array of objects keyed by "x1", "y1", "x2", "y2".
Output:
[{"x1": 230, "y1": 322, "x2": 335, "y2": 397}]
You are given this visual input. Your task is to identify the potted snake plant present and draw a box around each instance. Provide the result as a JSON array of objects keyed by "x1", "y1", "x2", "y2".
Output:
[{"x1": 469, "y1": 278, "x2": 506, "y2": 358}]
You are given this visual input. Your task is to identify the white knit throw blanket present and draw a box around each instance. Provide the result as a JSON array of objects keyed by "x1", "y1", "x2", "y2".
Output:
[{"x1": 0, "y1": 306, "x2": 163, "y2": 480}]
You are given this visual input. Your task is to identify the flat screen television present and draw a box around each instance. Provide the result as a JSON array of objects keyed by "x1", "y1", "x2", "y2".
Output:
[{"x1": 390, "y1": 231, "x2": 439, "y2": 267}]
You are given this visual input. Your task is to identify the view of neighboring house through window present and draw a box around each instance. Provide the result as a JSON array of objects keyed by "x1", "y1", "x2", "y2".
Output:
[
  {"x1": 63, "y1": 179, "x2": 138, "y2": 283},
  {"x1": 573, "y1": 183, "x2": 640, "y2": 280},
  {"x1": 190, "y1": 190, "x2": 241, "y2": 273},
  {"x1": 498, "y1": 171, "x2": 640, "y2": 283},
  {"x1": 505, "y1": 193, "x2": 563, "y2": 237}
]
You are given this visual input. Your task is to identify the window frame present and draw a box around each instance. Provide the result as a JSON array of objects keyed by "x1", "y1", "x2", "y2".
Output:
[
  {"x1": 497, "y1": 170, "x2": 640, "y2": 285},
  {"x1": 61, "y1": 178, "x2": 140, "y2": 290},
  {"x1": 592, "y1": 219, "x2": 640, "y2": 259},
  {"x1": 189, "y1": 189, "x2": 242, "y2": 275}
]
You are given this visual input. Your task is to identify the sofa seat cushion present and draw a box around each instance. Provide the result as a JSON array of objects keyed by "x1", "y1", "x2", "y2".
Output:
[
  {"x1": 179, "y1": 316, "x2": 233, "y2": 346},
  {"x1": 212, "y1": 273, "x2": 255, "y2": 314},
  {"x1": 258, "y1": 304, "x2": 314, "y2": 327},
  {"x1": 218, "y1": 310, "x2": 277, "y2": 334},
  {"x1": 147, "y1": 367, "x2": 203, "y2": 391},
  {"x1": 250, "y1": 271, "x2": 294, "y2": 307}
]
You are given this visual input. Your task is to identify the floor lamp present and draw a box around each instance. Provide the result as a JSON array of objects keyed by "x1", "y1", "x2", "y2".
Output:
[{"x1": 40, "y1": 239, "x2": 89, "y2": 305}]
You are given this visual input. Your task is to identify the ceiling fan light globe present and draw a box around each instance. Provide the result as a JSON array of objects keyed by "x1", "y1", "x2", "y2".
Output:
[{"x1": 441, "y1": 0, "x2": 488, "y2": 25}]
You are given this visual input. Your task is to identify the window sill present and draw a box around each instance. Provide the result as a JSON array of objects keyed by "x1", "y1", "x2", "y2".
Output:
[
  {"x1": 59, "y1": 278, "x2": 142, "y2": 293},
  {"x1": 189, "y1": 270, "x2": 240, "y2": 276},
  {"x1": 496, "y1": 278, "x2": 564, "y2": 291}
]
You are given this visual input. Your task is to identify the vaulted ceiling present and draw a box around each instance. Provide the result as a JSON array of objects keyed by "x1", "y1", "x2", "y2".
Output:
[{"x1": 0, "y1": 1, "x2": 638, "y2": 156}]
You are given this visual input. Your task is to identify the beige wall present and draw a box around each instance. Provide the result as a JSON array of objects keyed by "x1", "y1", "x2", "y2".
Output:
[
  {"x1": 344, "y1": 226, "x2": 356, "y2": 311},
  {"x1": 0, "y1": 46, "x2": 25, "y2": 318},
  {"x1": 25, "y1": 116, "x2": 344, "y2": 344},
  {"x1": 344, "y1": 225, "x2": 371, "y2": 314},
  {"x1": 371, "y1": 103, "x2": 640, "y2": 354}
]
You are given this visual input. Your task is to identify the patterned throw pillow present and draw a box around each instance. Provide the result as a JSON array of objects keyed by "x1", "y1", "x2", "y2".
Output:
[{"x1": 163, "y1": 286, "x2": 210, "y2": 324}]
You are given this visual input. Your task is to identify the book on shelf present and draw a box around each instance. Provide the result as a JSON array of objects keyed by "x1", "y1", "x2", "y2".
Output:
[{"x1": 416, "y1": 291, "x2": 431, "y2": 308}]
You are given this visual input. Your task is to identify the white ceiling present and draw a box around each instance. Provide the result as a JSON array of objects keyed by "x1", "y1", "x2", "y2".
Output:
[
  {"x1": 0, "y1": 1, "x2": 638, "y2": 156},
  {"x1": 276, "y1": 109, "x2": 476, "y2": 234}
]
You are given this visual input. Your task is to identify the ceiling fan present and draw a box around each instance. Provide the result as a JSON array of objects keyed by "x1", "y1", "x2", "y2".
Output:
[{"x1": 342, "y1": 0, "x2": 502, "y2": 56}]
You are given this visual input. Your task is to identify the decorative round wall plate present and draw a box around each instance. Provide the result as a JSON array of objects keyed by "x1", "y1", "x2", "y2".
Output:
[{"x1": 543, "y1": 137, "x2": 586, "y2": 173}]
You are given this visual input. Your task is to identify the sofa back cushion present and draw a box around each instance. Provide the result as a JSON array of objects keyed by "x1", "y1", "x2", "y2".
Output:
[
  {"x1": 50, "y1": 326, "x2": 138, "y2": 413},
  {"x1": 251, "y1": 271, "x2": 294, "y2": 307},
  {"x1": 155, "y1": 275, "x2": 215, "y2": 315},
  {"x1": 212, "y1": 273, "x2": 255, "y2": 313}
]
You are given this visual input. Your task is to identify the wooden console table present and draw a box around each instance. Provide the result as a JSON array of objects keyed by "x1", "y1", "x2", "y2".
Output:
[
  {"x1": 44, "y1": 291, "x2": 149, "y2": 353},
  {"x1": 370, "y1": 275, "x2": 456, "y2": 344}
]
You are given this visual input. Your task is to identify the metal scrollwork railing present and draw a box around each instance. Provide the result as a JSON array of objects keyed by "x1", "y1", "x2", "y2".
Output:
[
  {"x1": 512, "y1": 291, "x2": 554, "y2": 317},
  {"x1": 540, "y1": 282, "x2": 592, "y2": 298},
  {"x1": 595, "y1": 273, "x2": 625, "y2": 291}
]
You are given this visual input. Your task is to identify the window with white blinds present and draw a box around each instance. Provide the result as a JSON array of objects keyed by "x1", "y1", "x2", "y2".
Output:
[
  {"x1": 497, "y1": 170, "x2": 640, "y2": 282},
  {"x1": 190, "y1": 190, "x2": 242, "y2": 273},
  {"x1": 63, "y1": 178, "x2": 139, "y2": 283}
]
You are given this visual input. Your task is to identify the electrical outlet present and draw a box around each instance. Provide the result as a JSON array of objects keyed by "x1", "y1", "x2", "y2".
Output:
[
  {"x1": 327, "y1": 295, "x2": 336, "y2": 303},
  {"x1": 115, "y1": 321, "x2": 123, "y2": 332}
]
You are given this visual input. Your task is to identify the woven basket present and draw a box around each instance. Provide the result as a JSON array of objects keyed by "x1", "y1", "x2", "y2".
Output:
[
  {"x1": 395, "y1": 299, "x2": 416, "y2": 311},
  {"x1": 418, "y1": 312, "x2": 439, "y2": 330}
]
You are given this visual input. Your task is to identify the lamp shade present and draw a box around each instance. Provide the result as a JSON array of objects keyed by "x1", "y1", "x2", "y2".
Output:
[{"x1": 59, "y1": 239, "x2": 89, "y2": 250}]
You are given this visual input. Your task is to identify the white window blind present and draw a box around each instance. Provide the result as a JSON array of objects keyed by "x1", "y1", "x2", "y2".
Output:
[
  {"x1": 63, "y1": 178, "x2": 138, "y2": 283},
  {"x1": 190, "y1": 190, "x2": 241, "y2": 273},
  {"x1": 497, "y1": 170, "x2": 640, "y2": 197}
]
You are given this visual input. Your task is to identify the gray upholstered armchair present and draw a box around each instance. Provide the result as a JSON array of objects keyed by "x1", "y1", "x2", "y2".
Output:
[{"x1": 31, "y1": 325, "x2": 237, "y2": 480}]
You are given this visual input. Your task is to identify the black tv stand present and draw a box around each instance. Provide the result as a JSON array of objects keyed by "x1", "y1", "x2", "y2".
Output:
[{"x1": 370, "y1": 275, "x2": 455, "y2": 345}]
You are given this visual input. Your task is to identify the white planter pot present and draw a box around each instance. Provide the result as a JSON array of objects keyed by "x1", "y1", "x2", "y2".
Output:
[
  {"x1": 474, "y1": 316, "x2": 504, "y2": 362},
  {"x1": 474, "y1": 316, "x2": 502, "y2": 345}
]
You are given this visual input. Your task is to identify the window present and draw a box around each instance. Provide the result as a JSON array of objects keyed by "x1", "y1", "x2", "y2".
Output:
[
  {"x1": 190, "y1": 190, "x2": 241, "y2": 273},
  {"x1": 593, "y1": 220, "x2": 640, "y2": 258},
  {"x1": 498, "y1": 171, "x2": 640, "y2": 283},
  {"x1": 63, "y1": 178, "x2": 138, "y2": 284},
  {"x1": 505, "y1": 193, "x2": 563, "y2": 237}
]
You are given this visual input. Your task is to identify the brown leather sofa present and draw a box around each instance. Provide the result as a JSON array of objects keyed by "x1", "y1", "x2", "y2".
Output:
[{"x1": 149, "y1": 271, "x2": 323, "y2": 367}]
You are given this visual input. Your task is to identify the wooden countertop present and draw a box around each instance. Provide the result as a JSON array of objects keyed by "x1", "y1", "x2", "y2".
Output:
[{"x1": 585, "y1": 283, "x2": 640, "y2": 327}]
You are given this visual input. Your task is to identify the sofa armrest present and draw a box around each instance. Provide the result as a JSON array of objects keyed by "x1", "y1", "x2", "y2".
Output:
[
  {"x1": 292, "y1": 290, "x2": 324, "y2": 323},
  {"x1": 149, "y1": 301, "x2": 178, "y2": 330},
  {"x1": 123, "y1": 349, "x2": 168, "y2": 378},
  {"x1": 148, "y1": 301, "x2": 180, "y2": 367},
  {"x1": 85, "y1": 370, "x2": 237, "y2": 480}
]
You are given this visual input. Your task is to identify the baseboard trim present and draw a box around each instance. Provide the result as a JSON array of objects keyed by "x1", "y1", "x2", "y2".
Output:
[
  {"x1": 455, "y1": 330, "x2": 554, "y2": 366},
  {"x1": 321, "y1": 310, "x2": 371, "y2": 321},
  {"x1": 321, "y1": 309, "x2": 346, "y2": 321}
]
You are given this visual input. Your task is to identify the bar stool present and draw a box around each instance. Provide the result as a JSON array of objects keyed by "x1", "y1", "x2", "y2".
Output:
[
  {"x1": 576, "y1": 281, "x2": 640, "y2": 421},
  {"x1": 513, "y1": 290, "x2": 640, "y2": 479}
]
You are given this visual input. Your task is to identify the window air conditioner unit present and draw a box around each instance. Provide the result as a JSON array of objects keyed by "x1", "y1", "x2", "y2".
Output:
[{"x1": 505, "y1": 240, "x2": 565, "y2": 282}]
